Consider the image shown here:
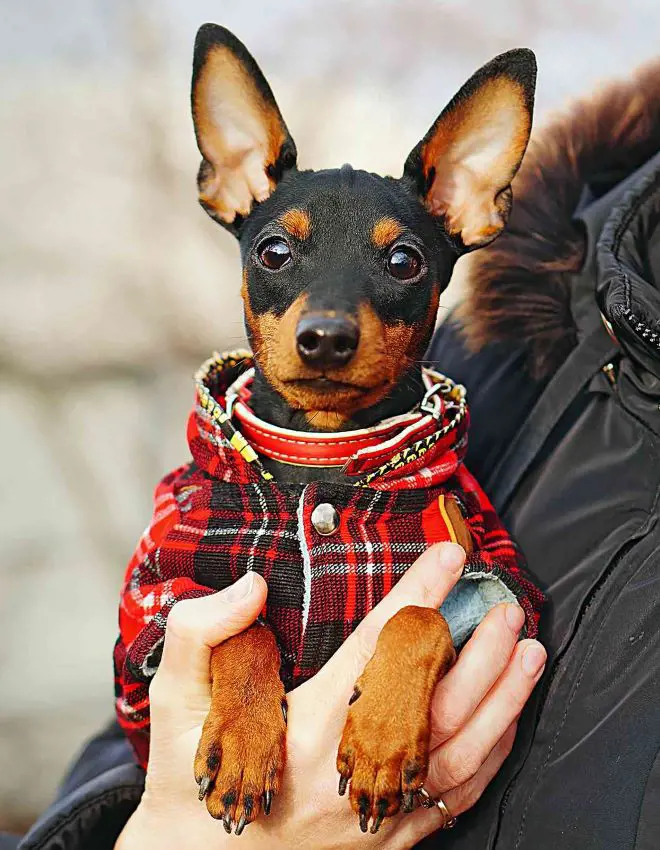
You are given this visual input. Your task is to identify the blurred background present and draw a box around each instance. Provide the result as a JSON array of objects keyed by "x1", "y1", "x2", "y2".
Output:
[{"x1": 1, "y1": 0, "x2": 659, "y2": 832}]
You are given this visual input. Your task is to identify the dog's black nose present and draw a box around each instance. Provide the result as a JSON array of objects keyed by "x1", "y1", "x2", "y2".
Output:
[{"x1": 296, "y1": 313, "x2": 360, "y2": 369}]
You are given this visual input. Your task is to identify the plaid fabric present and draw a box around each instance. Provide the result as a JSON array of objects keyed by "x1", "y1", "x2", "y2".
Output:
[{"x1": 114, "y1": 352, "x2": 545, "y2": 767}]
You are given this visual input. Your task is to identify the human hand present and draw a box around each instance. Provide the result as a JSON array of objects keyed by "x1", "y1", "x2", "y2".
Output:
[{"x1": 116, "y1": 544, "x2": 546, "y2": 849}]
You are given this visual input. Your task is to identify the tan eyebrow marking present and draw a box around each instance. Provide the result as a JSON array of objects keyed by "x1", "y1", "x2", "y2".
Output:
[
  {"x1": 371, "y1": 217, "x2": 404, "y2": 248},
  {"x1": 279, "y1": 208, "x2": 312, "y2": 240}
]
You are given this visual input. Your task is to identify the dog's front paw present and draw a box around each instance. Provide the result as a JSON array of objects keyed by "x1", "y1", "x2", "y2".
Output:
[
  {"x1": 336, "y1": 606, "x2": 455, "y2": 834},
  {"x1": 195, "y1": 624, "x2": 287, "y2": 834}
]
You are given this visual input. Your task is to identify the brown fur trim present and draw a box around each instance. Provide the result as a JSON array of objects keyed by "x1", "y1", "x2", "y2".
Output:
[{"x1": 459, "y1": 59, "x2": 660, "y2": 379}]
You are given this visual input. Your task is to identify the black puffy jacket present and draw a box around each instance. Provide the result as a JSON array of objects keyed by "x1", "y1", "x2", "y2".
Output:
[
  {"x1": 423, "y1": 151, "x2": 660, "y2": 850},
  {"x1": 13, "y1": 109, "x2": 660, "y2": 850}
]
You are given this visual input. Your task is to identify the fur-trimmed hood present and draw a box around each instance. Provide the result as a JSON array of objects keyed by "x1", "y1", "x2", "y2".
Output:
[{"x1": 459, "y1": 60, "x2": 660, "y2": 379}]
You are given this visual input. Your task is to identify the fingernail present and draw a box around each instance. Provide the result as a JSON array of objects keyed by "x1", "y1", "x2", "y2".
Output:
[
  {"x1": 223, "y1": 572, "x2": 255, "y2": 603},
  {"x1": 522, "y1": 643, "x2": 547, "y2": 677},
  {"x1": 436, "y1": 542, "x2": 466, "y2": 576},
  {"x1": 505, "y1": 604, "x2": 525, "y2": 633}
]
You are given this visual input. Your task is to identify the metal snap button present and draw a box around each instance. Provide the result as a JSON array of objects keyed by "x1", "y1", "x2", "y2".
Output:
[{"x1": 311, "y1": 502, "x2": 339, "y2": 536}]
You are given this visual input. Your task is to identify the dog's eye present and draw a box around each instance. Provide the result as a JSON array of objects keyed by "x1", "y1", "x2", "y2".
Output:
[
  {"x1": 386, "y1": 247, "x2": 423, "y2": 281},
  {"x1": 258, "y1": 238, "x2": 291, "y2": 270}
]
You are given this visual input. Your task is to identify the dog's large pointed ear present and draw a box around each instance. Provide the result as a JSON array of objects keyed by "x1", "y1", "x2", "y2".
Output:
[
  {"x1": 403, "y1": 49, "x2": 536, "y2": 250},
  {"x1": 191, "y1": 24, "x2": 297, "y2": 229}
]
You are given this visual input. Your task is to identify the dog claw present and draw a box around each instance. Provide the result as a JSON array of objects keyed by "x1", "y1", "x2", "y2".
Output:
[
  {"x1": 338, "y1": 775, "x2": 348, "y2": 796},
  {"x1": 264, "y1": 790, "x2": 272, "y2": 815},
  {"x1": 281, "y1": 699, "x2": 288, "y2": 724},
  {"x1": 197, "y1": 775, "x2": 211, "y2": 801},
  {"x1": 358, "y1": 798, "x2": 369, "y2": 833},
  {"x1": 370, "y1": 813, "x2": 385, "y2": 834},
  {"x1": 371, "y1": 799, "x2": 387, "y2": 834},
  {"x1": 235, "y1": 815, "x2": 247, "y2": 836},
  {"x1": 222, "y1": 813, "x2": 232, "y2": 834},
  {"x1": 403, "y1": 791, "x2": 415, "y2": 813},
  {"x1": 348, "y1": 686, "x2": 361, "y2": 705}
]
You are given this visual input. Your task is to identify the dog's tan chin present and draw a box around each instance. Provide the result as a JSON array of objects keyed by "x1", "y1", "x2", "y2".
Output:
[
  {"x1": 269, "y1": 372, "x2": 394, "y2": 419},
  {"x1": 303, "y1": 410, "x2": 351, "y2": 430}
]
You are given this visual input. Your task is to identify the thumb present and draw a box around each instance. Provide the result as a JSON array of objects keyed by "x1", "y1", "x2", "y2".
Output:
[
  {"x1": 317, "y1": 542, "x2": 465, "y2": 696},
  {"x1": 156, "y1": 572, "x2": 268, "y2": 694}
]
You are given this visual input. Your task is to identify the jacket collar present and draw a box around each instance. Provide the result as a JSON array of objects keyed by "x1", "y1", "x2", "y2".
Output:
[
  {"x1": 191, "y1": 351, "x2": 469, "y2": 488},
  {"x1": 577, "y1": 151, "x2": 660, "y2": 379}
]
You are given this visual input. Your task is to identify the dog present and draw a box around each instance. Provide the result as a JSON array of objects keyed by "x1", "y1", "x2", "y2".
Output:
[{"x1": 114, "y1": 23, "x2": 544, "y2": 836}]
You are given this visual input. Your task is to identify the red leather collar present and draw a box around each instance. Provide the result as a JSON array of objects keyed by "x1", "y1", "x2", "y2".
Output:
[{"x1": 227, "y1": 368, "x2": 444, "y2": 469}]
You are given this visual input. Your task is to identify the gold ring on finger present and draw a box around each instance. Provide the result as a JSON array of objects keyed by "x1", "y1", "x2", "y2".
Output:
[{"x1": 416, "y1": 787, "x2": 458, "y2": 829}]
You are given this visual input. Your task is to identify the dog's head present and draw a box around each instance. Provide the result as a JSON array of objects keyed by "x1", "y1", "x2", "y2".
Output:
[{"x1": 191, "y1": 24, "x2": 536, "y2": 429}]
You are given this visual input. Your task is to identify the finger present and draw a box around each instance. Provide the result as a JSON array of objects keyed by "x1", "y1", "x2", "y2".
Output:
[
  {"x1": 438, "y1": 720, "x2": 517, "y2": 818},
  {"x1": 428, "y1": 640, "x2": 546, "y2": 793},
  {"x1": 318, "y1": 543, "x2": 465, "y2": 693},
  {"x1": 390, "y1": 723, "x2": 517, "y2": 849},
  {"x1": 156, "y1": 573, "x2": 268, "y2": 692},
  {"x1": 432, "y1": 721, "x2": 517, "y2": 814},
  {"x1": 430, "y1": 601, "x2": 524, "y2": 747}
]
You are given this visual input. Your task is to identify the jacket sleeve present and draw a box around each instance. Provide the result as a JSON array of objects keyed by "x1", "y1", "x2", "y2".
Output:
[
  {"x1": 16, "y1": 722, "x2": 143, "y2": 850},
  {"x1": 113, "y1": 466, "x2": 216, "y2": 768}
]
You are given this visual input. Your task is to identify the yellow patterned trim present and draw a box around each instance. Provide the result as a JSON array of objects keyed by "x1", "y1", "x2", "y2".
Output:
[{"x1": 195, "y1": 350, "x2": 274, "y2": 482}]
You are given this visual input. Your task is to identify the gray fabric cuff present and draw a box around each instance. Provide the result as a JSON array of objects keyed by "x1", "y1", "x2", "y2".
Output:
[{"x1": 440, "y1": 573, "x2": 517, "y2": 647}]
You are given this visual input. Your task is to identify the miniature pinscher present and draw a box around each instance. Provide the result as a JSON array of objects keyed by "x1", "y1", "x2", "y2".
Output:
[{"x1": 188, "y1": 23, "x2": 536, "y2": 834}]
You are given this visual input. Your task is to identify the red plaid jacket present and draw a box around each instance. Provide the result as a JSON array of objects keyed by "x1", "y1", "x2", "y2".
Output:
[{"x1": 114, "y1": 352, "x2": 544, "y2": 767}]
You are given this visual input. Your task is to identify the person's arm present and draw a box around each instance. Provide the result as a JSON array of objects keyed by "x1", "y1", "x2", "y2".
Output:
[{"x1": 116, "y1": 543, "x2": 546, "y2": 850}]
